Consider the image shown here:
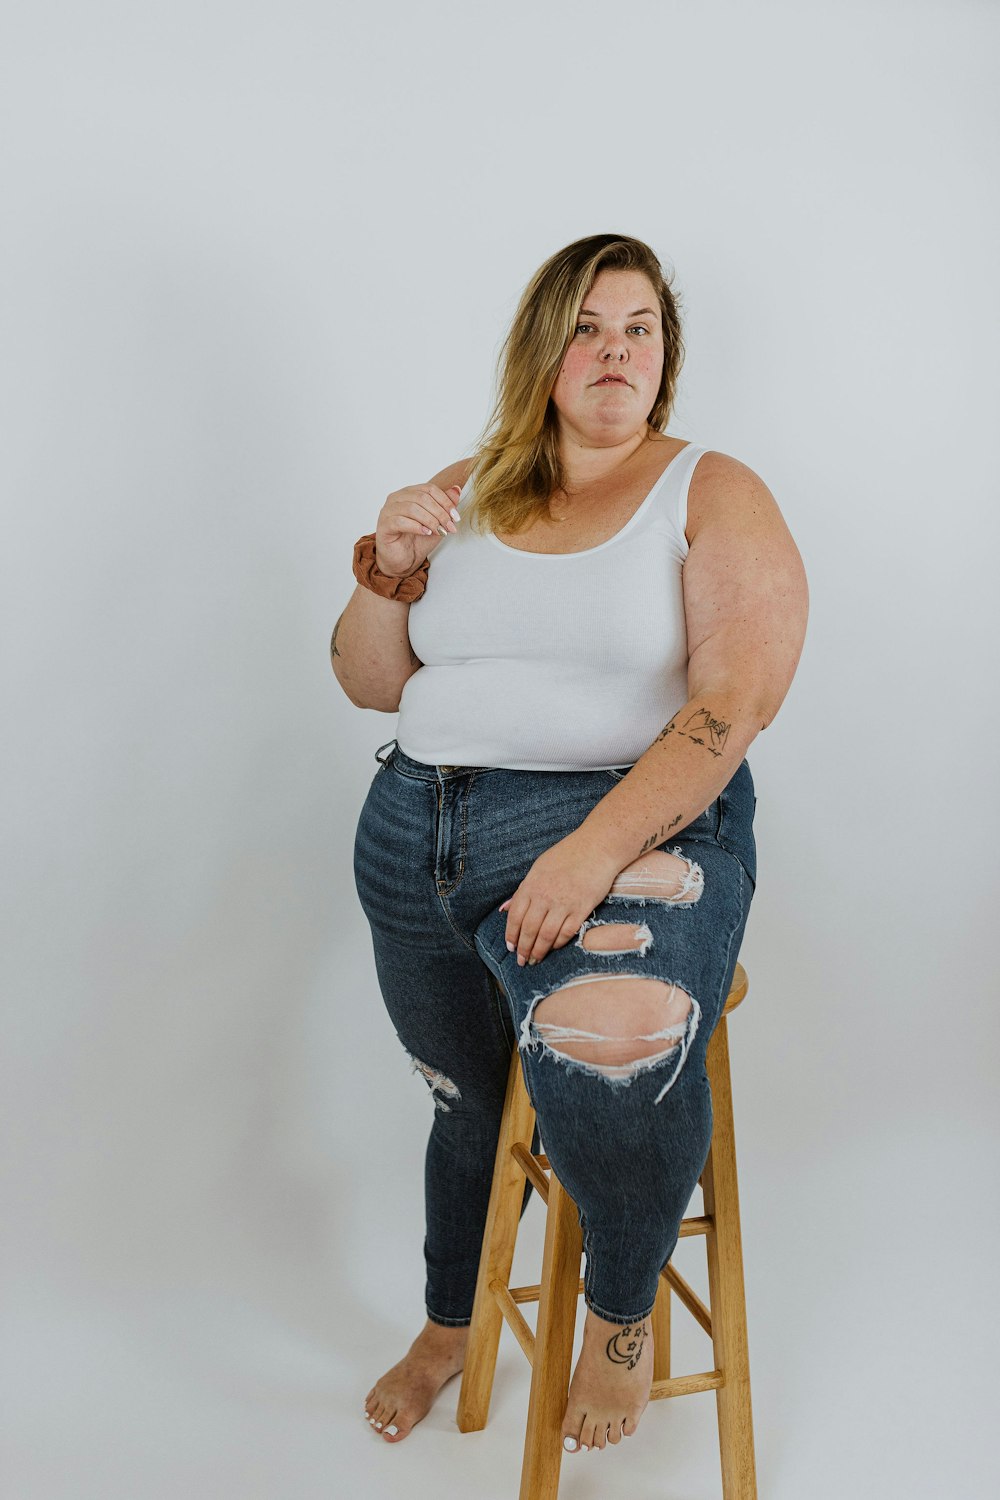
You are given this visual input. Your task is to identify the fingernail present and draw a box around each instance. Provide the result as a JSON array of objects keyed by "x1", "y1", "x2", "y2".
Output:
[
  {"x1": 506, "y1": 940, "x2": 515, "y2": 952},
  {"x1": 385, "y1": 1423, "x2": 398, "y2": 1435},
  {"x1": 450, "y1": 507, "x2": 461, "y2": 520},
  {"x1": 528, "y1": 958, "x2": 537, "y2": 966},
  {"x1": 563, "y1": 1436, "x2": 578, "y2": 1452},
  {"x1": 517, "y1": 954, "x2": 525, "y2": 966}
]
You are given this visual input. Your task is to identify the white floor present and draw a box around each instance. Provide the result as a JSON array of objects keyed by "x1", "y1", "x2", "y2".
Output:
[{"x1": 4, "y1": 1112, "x2": 994, "y2": 1500}]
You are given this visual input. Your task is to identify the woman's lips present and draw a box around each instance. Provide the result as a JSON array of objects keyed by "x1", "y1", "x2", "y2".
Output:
[{"x1": 594, "y1": 378, "x2": 628, "y2": 386}]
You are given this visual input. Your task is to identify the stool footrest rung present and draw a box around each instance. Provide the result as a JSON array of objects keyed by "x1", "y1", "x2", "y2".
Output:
[
  {"x1": 661, "y1": 1263, "x2": 713, "y2": 1337},
  {"x1": 510, "y1": 1142, "x2": 549, "y2": 1200},
  {"x1": 649, "y1": 1369, "x2": 724, "y2": 1399},
  {"x1": 677, "y1": 1214, "x2": 711, "y2": 1237},
  {"x1": 489, "y1": 1279, "x2": 536, "y2": 1364},
  {"x1": 508, "y1": 1277, "x2": 585, "y2": 1304}
]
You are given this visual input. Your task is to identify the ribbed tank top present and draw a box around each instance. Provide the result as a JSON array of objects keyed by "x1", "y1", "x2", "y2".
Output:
[{"x1": 395, "y1": 441, "x2": 708, "y2": 770}]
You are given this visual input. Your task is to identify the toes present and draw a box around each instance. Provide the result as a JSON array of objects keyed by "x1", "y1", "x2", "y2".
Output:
[
  {"x1": 606, "y1": 1416, "x2": 627, "y2": 1445},
  {"x1": 366, "y1": 1399, "x2": 394, "y2": 1431},
  {"x1": 561, "y1": 1410, "x2": 587, "y2": 1455},
  {"x1": 622, "y1": 1413, "x2": 639, "y2": 1438}
]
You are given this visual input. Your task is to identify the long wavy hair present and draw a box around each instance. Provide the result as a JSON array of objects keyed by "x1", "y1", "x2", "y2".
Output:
[{"x1": 462, "y1": 233, "x2": 685, "y2": 537}]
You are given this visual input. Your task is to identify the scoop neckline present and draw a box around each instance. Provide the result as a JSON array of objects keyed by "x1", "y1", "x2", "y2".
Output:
[{"x1": 478, "y1": 441, "x2": 695, "y2": 559}]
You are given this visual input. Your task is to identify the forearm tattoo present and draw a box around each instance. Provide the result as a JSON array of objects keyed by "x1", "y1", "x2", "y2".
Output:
[
  {"x1": 655, "y1": 706, "x2": 731, "y2": 757},
  {"x1": 638, "y1": 813, "x2": 684, "y2": 855},
  {"x1": 605, "y1": 1320, "x2": 649, "y2": 1371},
  {"x1": 632, "y1": 706, "x2": 733, "y2": 854}
]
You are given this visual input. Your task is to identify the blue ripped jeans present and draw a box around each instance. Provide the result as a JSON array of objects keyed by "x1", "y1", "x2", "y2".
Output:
[{"x1": 353, "y1": 740, "x2": 757, "y2": 1327}]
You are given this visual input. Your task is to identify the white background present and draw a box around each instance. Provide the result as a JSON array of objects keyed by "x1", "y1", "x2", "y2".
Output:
[{"x1": 2, "y1": 2, "x2": 997, "y2": 1496}]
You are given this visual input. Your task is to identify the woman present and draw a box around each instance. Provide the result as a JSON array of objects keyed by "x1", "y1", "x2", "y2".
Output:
[{"x1": 333, "y1": 233, "x2": 808, "y2": 1457}]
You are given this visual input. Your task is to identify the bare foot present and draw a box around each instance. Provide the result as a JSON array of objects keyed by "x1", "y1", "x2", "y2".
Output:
[
  {"x1": 561, "y1": 1306, "x2": 653, "y2": 1453},
  {"x1": 363, "y1": 1318, "x2": 470, "y2": 1442}
]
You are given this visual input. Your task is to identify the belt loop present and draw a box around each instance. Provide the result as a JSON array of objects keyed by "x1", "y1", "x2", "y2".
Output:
[{"x1": 374, "y1": 739, "x2": 398, "y2": 766}]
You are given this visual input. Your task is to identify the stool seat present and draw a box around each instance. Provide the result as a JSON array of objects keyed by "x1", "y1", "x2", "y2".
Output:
[{"x1": 457, "y1": 960, "x2": 757, "y2": 1499}]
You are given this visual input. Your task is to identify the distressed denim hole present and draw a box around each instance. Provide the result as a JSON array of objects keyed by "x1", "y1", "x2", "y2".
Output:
[
  {"x1": 606, "y1": 847, "x2": 704, "y2": 905},
  {"x1": 407, "y1": 1054, "x2": 462, "y2": 1113},
  {"x1": 578, "y1": 921, "x2": 653, "y2": 955},
  {"x1": 519, "y1": 975, "x2": 700, "y2": 1106}
]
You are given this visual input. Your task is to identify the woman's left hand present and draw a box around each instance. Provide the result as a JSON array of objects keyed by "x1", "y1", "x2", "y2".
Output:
[{"x1": 499, "y1": 830, "x2": 622, "y2": 967}]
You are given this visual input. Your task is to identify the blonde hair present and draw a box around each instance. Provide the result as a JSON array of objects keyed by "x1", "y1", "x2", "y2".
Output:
[{"x1": 463, "y1": 233, "x2": 685, "y2": 537}]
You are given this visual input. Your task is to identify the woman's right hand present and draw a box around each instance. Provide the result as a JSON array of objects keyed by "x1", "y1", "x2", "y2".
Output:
[{"x1": 375, "y1": 483, "x2": 463, "y2": 578}]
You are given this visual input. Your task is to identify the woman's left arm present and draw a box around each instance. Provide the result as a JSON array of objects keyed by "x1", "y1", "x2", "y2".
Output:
[
  {"x1": 501, "y1": 454, "x2": 810, "y2": 966},
  {"x1": 576, "y1": 454, "x2": 810, "y2": 866}
]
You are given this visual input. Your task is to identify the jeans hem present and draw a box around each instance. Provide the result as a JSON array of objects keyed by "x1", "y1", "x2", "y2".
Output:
[
  {"x1": 584, "y1": 1292, "x2": 657, "y2": 1325},
  {"x1": 426, "y1": 1308, "x2": 473, "y2": 1327}
]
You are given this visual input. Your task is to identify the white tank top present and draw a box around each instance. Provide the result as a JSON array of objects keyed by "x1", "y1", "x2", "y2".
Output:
[{"x1": 396, "y1": 442, "x2": 708, "y2": 770}]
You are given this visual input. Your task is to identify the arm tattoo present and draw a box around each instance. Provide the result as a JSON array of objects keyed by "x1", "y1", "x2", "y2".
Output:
[
  {"x1": 638, "y1": 813, "x2": 683, "y2": 855},
  {"x1": 655, "y1": 706, "x2": 731, "y2": 758},
  {"x1": 631, "y1": 704, "x2": 733, "y2": 850},
  {"x1": 605, "y1": 1320, "x2": 649, "y2": 1371},
  {"x1": 329, "y1": 612, "x2": 345, "y2": 664}
]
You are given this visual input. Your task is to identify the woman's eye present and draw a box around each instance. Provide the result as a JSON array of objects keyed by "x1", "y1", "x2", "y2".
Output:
[{"x1": 574, "y1": 323, "x2": 650, "y2": 335}]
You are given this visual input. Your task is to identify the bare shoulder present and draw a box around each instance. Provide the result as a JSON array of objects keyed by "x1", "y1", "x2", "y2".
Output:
[
  {"x1": 686, "y1": 448, "x2": 785, "y2": 547},
  {"x1": 427, "y1": 457, "x2": 477, "y2": 492}
]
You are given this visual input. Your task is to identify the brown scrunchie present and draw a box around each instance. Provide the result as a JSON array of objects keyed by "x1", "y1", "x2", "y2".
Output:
[{"x1": 352, "y1": 532, "x2": 430, "y2": 603}]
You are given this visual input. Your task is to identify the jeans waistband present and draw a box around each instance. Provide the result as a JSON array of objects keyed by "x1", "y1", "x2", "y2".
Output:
[
  {"x1": 375, "y1": 739, "x2": 487, "y2": 779},
  {"x1": 375, "y1": 739, "x2": 641, "y2": 782}
]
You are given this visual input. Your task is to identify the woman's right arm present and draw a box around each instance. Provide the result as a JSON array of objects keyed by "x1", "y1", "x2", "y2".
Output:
[{"x1": 330, "y1": 459, "x2": 472, "y2": 711}]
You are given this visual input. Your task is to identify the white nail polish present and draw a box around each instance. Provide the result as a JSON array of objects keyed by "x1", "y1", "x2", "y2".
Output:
[
  {"x1": 450, "y1": 507, "x2": 461, "y2": 521},
  {"x1": 506, "y1": 940, "x2": 515, "y2": 952},
  {"x1": 581, "y1": 1444, "x2": 589, "y2": 1451},
  {"x1": 385, "y1": 1424, "x2": 399, "y2": 1435},
  {"x1": 375, "y1": 1422, "x2": 382, "y2": 1429},
  {"x1": 563, "y1": 1436, "x2": 578, "y2": 1452}
]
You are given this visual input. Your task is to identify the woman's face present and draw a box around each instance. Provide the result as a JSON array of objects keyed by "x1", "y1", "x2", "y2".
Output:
[{"x1": 549, "y1": 268, "x2": 665, "y2": 449}]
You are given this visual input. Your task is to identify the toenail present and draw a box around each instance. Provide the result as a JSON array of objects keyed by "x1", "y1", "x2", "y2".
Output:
[
  {"x1": 581, "y1": 1444, "x2": 589, "y2": 1451},
  {"x1": 375, "y1": 1422, "x2": 382, "y2": 1429},
  {"x1": 563, "y1": 1436, "x2": 578, "y2": 1452},
  {"x1": 385, "y1": 1424, "x2": 398, "y2": 1435}
]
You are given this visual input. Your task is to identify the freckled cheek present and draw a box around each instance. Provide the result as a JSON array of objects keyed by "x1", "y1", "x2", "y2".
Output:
[{"x1": 555, "y1": 350, "x2": 591, "y2": 386}]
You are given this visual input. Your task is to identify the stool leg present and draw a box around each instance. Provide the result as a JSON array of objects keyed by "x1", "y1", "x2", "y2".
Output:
[
  {"x1": 456, "y1": 1049, "x2": 537, "y2": 1432},
  {"x1": 519, "y1": 1166, "x2": 582, "y2": 1500},
  {"x1": 703, "y1": 1016, "x2": 757, "y2": 1500},
  {"x1": 651, "y1": 1274, "x2": 672, "y2": 1381}
]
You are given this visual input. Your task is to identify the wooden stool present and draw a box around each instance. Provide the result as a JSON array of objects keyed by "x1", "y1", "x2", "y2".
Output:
[{"x1": 456, "y1": 961, "x2": 756, "y2": 1499}]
